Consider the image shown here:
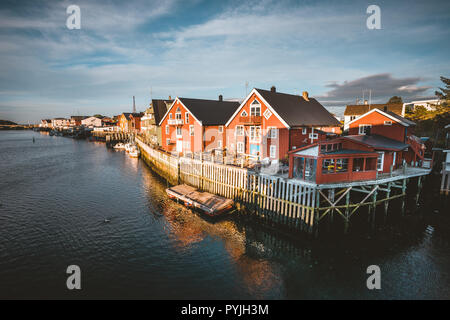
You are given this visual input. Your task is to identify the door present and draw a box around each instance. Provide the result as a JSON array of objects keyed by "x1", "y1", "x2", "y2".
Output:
[
  {"x1": 176, "y1": 140, "x2": 183, "y2": 153},
  {"x1": 250, "y1": 144, "x2": 260, "y2": 157}
]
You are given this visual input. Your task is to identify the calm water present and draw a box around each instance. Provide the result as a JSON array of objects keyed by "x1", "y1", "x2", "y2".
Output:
[{"x1": 0, "y1": 130, "x2": 449, "y2": 299}]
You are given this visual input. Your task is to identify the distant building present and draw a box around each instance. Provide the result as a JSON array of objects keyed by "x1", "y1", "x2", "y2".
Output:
[
  {"x1": 82, "y1": 116, "x2": 103, "y2": 128},
  {"x1": 118, "y1": 113, "x2": 143, "y2": 133},
  {"x1": 70, "y1": 116, "x2": 87, "y2": 127},
  {"x1": 51, "y1": 118, "x2": 70, "y2": 128},
  {"x1": 141, "y1": 99, "x2": 173, "y2": 146},
  {"x1": 39, "y1": 119, "x2": 52, "y2": 128},
  {"x1": 403, "y1": 99, "x2": 441, "y2": 112},
  {"x1": 343, "y1": 102, "x2": 405, "y2": 130}
]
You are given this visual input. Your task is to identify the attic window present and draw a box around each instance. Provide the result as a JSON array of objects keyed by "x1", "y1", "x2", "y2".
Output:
[
  {"x1": 263, "y1": 109, "x2": 272, "y2": 120},
  {"x1": 384, "y1": 121, "x2": 392, "y2": 125},
  {"x1": 241, "y1": 110, "x2": 248, "y2": 117},
  {"x1": 250, "y1": 100, "x2": 261, "y2": 117}
]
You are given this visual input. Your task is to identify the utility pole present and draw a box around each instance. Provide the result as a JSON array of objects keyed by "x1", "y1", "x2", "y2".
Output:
[{"x1": 133, "y1": 96, "x2": 136, "y2": 113}]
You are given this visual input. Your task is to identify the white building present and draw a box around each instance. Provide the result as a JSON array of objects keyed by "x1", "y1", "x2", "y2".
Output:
[
  {"x1": 403, "y1": 99, "x2": 441, "y2": 112},
  {"x1": 81, "y1": 116, "x2": 103, "y2": 128}
]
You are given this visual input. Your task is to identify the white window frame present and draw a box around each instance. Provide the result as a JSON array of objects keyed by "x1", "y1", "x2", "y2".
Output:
[
  {"x1": 384, "y1": 120, "x2": 392, "y2": 125},
  {"x1": 268, "y1": 127, "x2": 278, "y2": 138},
  {"x1": 176, "y1": 127, "x2": 182, "y2": 137},
  {"x1": 217, "y1": 140, "x2": 223, "y2": 148},
  {"x1": 377, "y1": 152, "x2": 384, "y2": 171},
  {"x1": 166, "y1": 138, "x2": 170, "y2": 145},
  {"x1": 237, "y1": 142, "x2": 244, "y2": 154},
  {"x1": 185, "y1": 113, "x2": 189, "y2": 124},
  {"x1": 302, "y1": 127, "x2": 307, "y2": 135},
  {"x1": 241, "y1": 110, "x2": 248, "y2": 117},
  {"x1": 250, "y1": 126, "x2": 261, "y2": 143},
  {"x1": 250, "y1": 100, "x2": 261, "y2": 117},
  {"x1": 270, "y1": 145, "x2": 277, "y2": 159},
  {"x1": 236, "y1": 125, "x2": 244, "y2": 136},
  {"x1": 165, "y1": 125, "x2": 169, "y2": 134},
  {"x1": 169, "y1": 113, "x2": 173, "y2": 119},
  {"x1": 263, "y1": 109, "x2": 272, "y2": 120},
  {"x1": 359, "y1": 124, "x2": 372, "y2": 135},
  {"x1": 189, "y1": 125, "x2": 194, "y2": 136},
  {"x1": 218, "y1": 126, "x2": 223, "y2": 133}
]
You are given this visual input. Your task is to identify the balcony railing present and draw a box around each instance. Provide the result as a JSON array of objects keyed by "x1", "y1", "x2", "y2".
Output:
[
  {"x1": 239, "y1": 116, "x2": 262, "y2": 125},
  {"x1": 168, "y1": 119, "x2": 184, "y2": 125}
]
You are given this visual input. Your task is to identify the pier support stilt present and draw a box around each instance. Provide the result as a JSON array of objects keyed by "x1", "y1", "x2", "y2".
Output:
[
  {"x1": 371, "y1": 187, "x2": 378, "y2": 229},
  {"x1": 401, "y1": 178, "x2": 407, "y2": 216},
  {"x1": 415, "y1": 176, "x2": 423, "y2": 208},
  {"x1": 344, "y1": 189, "x2": 350, "y2": 234},
  {"x1": 384, "y1": 183, "x2": 391, "y2": 222}
]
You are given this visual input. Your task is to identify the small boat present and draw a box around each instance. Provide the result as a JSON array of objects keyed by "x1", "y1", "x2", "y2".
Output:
[
  {"x1": 129, "y1": 146, "x2": 140, "y2": 158},
  {"x1": 166, "y1": 184, "x2": 234, "y2": 217},
  {"x1": 113, "y1": 143, "x2": 125, "y2": 149},
  {"x1": 124, "y1": 143, "x2": 132, "y2": 153}
]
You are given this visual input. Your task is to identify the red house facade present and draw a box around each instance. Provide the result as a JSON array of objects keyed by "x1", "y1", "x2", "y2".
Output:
[
  {"x1": 225, "y1": 87, "x2": 341, "y2": 162},
  {"x1": 159, "y1": 96, "x2": 239, "y2": 155}
]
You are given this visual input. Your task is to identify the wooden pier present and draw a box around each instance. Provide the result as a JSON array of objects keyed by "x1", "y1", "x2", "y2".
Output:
[
  {"x1": 166, "y1": 184, "x2": 234, "y2": 216},
  {"x1": 136, "y1": 136, "x2": 431, "y2": 235},
  {"x1": 441, "y1": 150, "x2": 450, "y2": 195}
]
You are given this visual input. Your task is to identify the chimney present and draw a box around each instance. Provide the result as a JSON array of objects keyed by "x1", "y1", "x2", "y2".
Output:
[
  {"x1": 219, "y1": 94, "x2": 223, "y2": 102},
  {"x1": 302, "y1": 91, "x2": 309, "y2": 101},
  {"x1": 270, "y1": 86, "x2": 276, "y2": 93},
  {"x1": 364, "y1": 100, "x2": 368, "y2": 105},
  {"x1": 383, "y1": 105, "x2": 388, "y2": 112}
]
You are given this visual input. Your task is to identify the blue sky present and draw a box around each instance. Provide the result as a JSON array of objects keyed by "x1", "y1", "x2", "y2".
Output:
[{"x1": 0, "y1": 0, "x2": 449, "y2": 123}]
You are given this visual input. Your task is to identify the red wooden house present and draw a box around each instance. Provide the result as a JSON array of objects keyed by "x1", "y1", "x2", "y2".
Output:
[
  {"x1": 225, "y1": 87, "x2": 341, "y2": 162},
  {"x1": 159, "y1": 96, "x2": 240, "y2": 154},
  {"x1": 346, "y1": 107, "x2": 426, "y2": 168}
]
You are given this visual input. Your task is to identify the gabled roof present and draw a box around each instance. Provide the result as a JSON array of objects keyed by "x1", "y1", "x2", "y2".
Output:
[
  {"x1": 160, "y1": 97, "x2": 240, "y2": 126},
  {"x1": 226, "y1": 88, "x2": 340, "y2": 128},
  {"x1": 346, "y1": 108, "x2": 415, "y2": 127},
  {"x1": 343, "y1": 134, "x2": 409, "y2": 151},
  {"x1": 344, "y1": 103, "x2": 403, "y2": 116},
  {"x1": 151, "y1": 99, "x2": 173, "y2": 124}
]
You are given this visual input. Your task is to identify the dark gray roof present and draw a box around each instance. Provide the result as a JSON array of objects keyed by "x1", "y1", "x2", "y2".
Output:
[
  {"x1": 179, "y1": 98, "x2": 240, "y2": 125},
  {"x1": 384, "y1": 110, "x2": 416, "y2": 126},
  {"x1": 323, "y1": 149, "x2": 377, "y2": 155},
  {"x1": 152, "y1": 99, "x2": 173, "y2": 124},
  {"x1": 344, "y1": 134, "x2": 409, "y2": 151},
  {"x1": 255, "y1": 88, "x2": 341, "y2": 127}
]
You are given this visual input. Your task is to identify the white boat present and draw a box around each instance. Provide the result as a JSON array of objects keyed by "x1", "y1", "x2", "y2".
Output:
[
  {"x1": 129, "y1": 146, "x2": 140, "y2": 158},
  {"x1": 124, "y1": 143, "x2": 132, "y2": 153},
  {"x1": 113, "y1": 143, "x2": 125, "y2": 149}
]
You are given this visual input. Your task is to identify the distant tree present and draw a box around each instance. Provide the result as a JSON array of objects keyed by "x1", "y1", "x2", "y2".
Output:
[
  {"x1": 388, "y1": 96, "x2": 403, "y2": 104},
  {"x1": 435, "y1": 76, "x2": 450, "y2": 102},
  {"x1": 93, "y1": 114, "x2": 104, "y2": 118}
]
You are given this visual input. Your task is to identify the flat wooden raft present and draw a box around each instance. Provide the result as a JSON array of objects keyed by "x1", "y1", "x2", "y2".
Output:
[{"x1": 166, "y1": 184, "x2": 234, "y2": 216}]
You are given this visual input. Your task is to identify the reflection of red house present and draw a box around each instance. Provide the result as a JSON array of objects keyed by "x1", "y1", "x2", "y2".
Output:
[
  {"x1": 225, "y1": 87, "x2": 341, "y2": 161},
  {"x1": 159, "y1": 96, "x2": 239, "y2": 154}
]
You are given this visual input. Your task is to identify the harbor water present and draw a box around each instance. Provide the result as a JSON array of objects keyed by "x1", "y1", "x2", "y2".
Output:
[{"x1": 0, "y1": 130, "x2": 449, "y2": 299}]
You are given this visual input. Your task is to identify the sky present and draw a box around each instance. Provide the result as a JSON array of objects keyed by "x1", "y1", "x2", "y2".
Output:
[{"x1": 0, "y1": 0, "x2": 449, "y2": 123}]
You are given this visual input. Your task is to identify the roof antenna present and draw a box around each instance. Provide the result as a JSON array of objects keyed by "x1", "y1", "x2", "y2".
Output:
[
  {"x1": 245, "y1": 81, "x2": 249, "y2": 97},
  {"x1": 133, "y1": 96, "x2": 136, "y2": 113}
]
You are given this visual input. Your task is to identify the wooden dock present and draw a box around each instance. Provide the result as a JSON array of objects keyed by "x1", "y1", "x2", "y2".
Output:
[{"x1": 166, "y1": 184, "x2": 234, "y2": 216}]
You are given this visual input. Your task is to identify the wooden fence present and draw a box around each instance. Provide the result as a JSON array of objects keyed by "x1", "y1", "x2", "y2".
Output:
[{"x1": 136, "y1": 137, "x2": 319, "y2": 233}]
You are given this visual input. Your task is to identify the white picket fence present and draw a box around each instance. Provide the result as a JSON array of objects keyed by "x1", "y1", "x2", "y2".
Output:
[{"x1": 136, "y1": 137, "x2": 318, "y2": 232}]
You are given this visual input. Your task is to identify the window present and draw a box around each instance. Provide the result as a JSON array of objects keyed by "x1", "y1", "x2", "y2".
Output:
[
  {"x1": 184, "y1": 141, "x2": 191, "y2": 151},
  {"x1": 335, "y1": 158, "x2": 348, "y2": 173},
  {"x1": 169, "y1": 113, "x2": 173, "y2": 119},
  {"x1": 320, "y1": 144, "x2": 326, "y2": 153},
  {"x1": 270, "y1": 145, "x2": 277, "y2": 158},
  {"x1": 236, "y1": 125, "x2": 244, "y2": 136},
  {"x1": 384, "y1": 121, "x2": 392, "y2": 125},
  {"x1": 176, "y1": 127, "x2": 182, "y2": 137},
  {"x1": 359, "y1": 124, "x2": 372, "y2": 135},
  {"x1": 377, "y1": 152, "x2": 384, "y2": 171},
  {"x1": 237, "y1": 142, "x2": 244, "y2": 153},
  {"x1": 165, "y1": 125, "x2": 169, "y2": 134},
  {"x1": 175, "y1": 112, "x2": 182, "y2": 120},
  {"x1": 189, "y1": 125, "x2": 194, "y2": 136},
  {"x1": 263, "y1": 109, "x2": 272, "y2": 120},
  {"x1": 322, "y1": 159, "x2": 335, "y2": 174},
  {"x1": 309, "y1": 133, "x2": 318, "y2": 139},
  {"x1": 353, "y1": 158, "x2": 365, "y2": 172},
  {"x1": 217, "y1": 140, "x2": 222, "y2": 148},
  {"x1": 250, "y1": 100, "x2": 261, "y2": 117},
  {"x1": 185, "y1": 113, "x2": 189, "y2": 124},
  {"x1": 218, "y1": 126, "x2": 223, "y2": 133},
  {"x1": 166, "y1": 138, "x2": 170, "y2": 145},
  {"x1": 350, "y1": 116, "x2": 356, "y2": 121},
  {"x1": 250, "y1": 126, "x2": 261, "y2": 142},
  {"x1": 241, "y1": 110, "x2": 248, "y2": 117},
  {"x1": 302, "y1": 127, "x2": 307, "y2": 135},
  {"x1": 268, "y1": 127, "x2": 277, "y2": 138}
]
